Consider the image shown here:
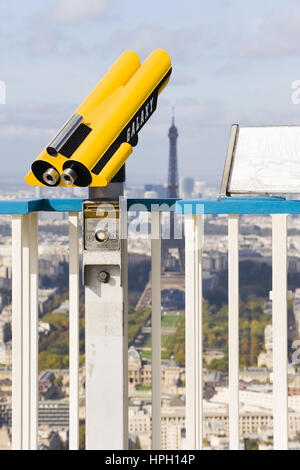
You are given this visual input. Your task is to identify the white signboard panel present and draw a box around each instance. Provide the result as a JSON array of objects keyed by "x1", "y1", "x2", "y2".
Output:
[{"x1": 224, "y1": 126, "x2": 300, "y2": 194}]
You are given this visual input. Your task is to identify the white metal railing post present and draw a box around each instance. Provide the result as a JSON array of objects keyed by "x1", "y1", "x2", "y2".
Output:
[
  {"x1": 69, "y1": 212, "x2": 80, "y2": 450},
  {"x1": 272, "y1": 214, "x2": 288, "y2": 450},
  {"x1": 195, "y1": 214, "x2": 203, "y2": 451},
  {"x1": 22, "y1": 214, "x2": 31, "y2": 450},
  {"x1": 184, "y1": 213, "x2": 203, "y2": 450},
  {"x1": 29, "y1": 213, "x2": 38, "y2": 450},
  {"x1": 151, "y1": 211, "x2": 161, "y2": 450},
  {"x1": 12, "y1": 213, "x2": 38, "y2": 450},
  {"x1": 84, "y1": 188, "x2": 128, "y2": 450},
  {"x1": 12, "y1": 215, "x2": 24, "y2": 450},
  {"x1": 228, "y1": 214, "x2": 240, "y2": 450}
]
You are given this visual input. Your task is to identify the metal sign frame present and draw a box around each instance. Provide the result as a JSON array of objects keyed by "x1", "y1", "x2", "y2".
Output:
[
  {"x1": 220, "y1": 124, "x2": 300, "y2": 196},
  {"x1": 220, "y1": 124, "x2": 239, "y2": 197}
]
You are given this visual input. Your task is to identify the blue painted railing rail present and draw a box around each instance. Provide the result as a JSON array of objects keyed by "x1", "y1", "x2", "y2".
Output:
[
  {"x1": 2, "y1": 196, "x2": 300, "y2": 215},
  {"x1": 176, "y1": 197, "x2": 300, "y2": 215}
]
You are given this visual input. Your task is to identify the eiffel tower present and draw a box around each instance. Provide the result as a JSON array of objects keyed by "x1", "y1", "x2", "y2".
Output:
[{"x1": 136, "y1": 113, "x2": 185, "y2": 311}]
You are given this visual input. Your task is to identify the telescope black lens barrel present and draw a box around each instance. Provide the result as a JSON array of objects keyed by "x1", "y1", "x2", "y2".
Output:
[
  {"x1": 62, "y1": 161, "x2": 92, "y2": 187},
  {"x1": 46, "y1": 114, "x2": 83, "y2": 156},
  {"x1": 31, "y1": 160, "x2": 61, "y2": 187}
]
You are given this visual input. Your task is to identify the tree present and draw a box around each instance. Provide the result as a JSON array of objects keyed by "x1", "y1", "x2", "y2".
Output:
[
  {"x1": 250, "y1": 335, "x2": 260, "y2": 366},
  {"x1": 79, "y1": 423, "x2": 85, "y2": 450},
  {"x1": 245, "y1": 439, "x2": 259, "y2": 451}
]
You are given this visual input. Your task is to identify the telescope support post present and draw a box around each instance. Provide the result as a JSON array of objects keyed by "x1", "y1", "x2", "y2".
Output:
[{"x1": 83, "y1": 183, "x2": 128, "y2": 450}]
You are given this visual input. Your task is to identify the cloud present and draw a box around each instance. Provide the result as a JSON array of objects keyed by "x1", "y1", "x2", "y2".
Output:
[
  {"x1": 216, "y1": 0, "x2": 232, "y2": 6},
  {"x1": 238, "y1": 8, "x2": 300, "y2": 59},
  {"x1": 24, "y1": 28, "x2": 89, "y2": 58},
  {"x1": 43, "y1": 0, "x2": 114, "y2": 24},
  {"x1": 0, "y1": 124, "x2": 54, "y2": 140},
  {"x1": 170, "y1": 71, "x2": 197, "y2": 87},
  {"x1": 166, "y1": 97, "x2": 238, "y2": 129},
  {"x1": 26, "y1": 30, "x2": 65, "y2": 56},
  {"x1": 0, "y1": 102, "x2": 75, "y2": 142},
  {"x1": 103, "y1": 24, "x2": 204, "y2": 63}
]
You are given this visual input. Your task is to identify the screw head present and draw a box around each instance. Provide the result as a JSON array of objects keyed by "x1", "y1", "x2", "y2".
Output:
[
  {"x1": 98, "y1": 271, "x2": 110, "y2": 284},
  {"x1": 95, "y1": 229, "x2": 109, "y2": 243}
]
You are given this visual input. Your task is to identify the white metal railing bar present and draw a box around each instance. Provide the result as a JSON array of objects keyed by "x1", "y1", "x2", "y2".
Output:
[
  {"x1": 12, "y1": 215, "x2": 24, "y2": 450},
  {"x1": 12, "y1": 213, "x2": 38, "y2": 450},
  {"x1": 272, "y1": 214, "x2": 288, "y2": 450},
  {"x1": 195, "y1": 214, "x2": 203, "y2": 450},
  {"x1": 184, "y1": 213, "x2": 204, "y2": 450},
  {"x1": 69, "y1": 212, "x2": 80, "y2": 450},
  {"x1": 228, "y1": 214, "x2": 240, "y2": 450},
  {"x1": 22, "y1": 214, "x2": 31, "y2": 450},
  {"x1": 29, "y1": 213, "x2": 38, "y2": 450},
  {"x1": 151, "y1": 211, "x2": 162, "y2": 450},
  {"x1": 184, "y1": 214, "x2": 195, "y2": 449}
]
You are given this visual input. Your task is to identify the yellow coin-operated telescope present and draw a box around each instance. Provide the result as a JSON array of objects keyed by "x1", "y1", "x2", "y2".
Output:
[{"x1": 25, "y1": 49, "x2": 172, "y2": 187}]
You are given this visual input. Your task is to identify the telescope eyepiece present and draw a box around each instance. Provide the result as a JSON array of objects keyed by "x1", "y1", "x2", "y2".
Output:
[
  {"x1": 61, "y1": 167, "x2": 77, "y2": 186},
  {"x1": 42, "y1": 168, "x2": 60, "y2": 186}
]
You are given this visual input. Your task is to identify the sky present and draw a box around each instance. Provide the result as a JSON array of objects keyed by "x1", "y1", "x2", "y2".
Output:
[{"x1": 1, "y1": 0, "x2": 300, "y2": 187}]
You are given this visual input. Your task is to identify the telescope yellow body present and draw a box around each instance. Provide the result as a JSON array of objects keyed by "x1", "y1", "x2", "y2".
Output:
[{"x1": 25, "y1": 49, "x2": 172, "y2": 187}]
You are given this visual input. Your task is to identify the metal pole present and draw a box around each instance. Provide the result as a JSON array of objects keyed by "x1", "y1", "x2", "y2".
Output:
[
  {"x1": 151, "y1": 211, "x2": 161, "y2": 450},
  {"x1": 184, "y1": 214, "x2": 195, "y2": 450},
  {"x1": 228, "y1": 214, "x2": 240, "y2": 450},
  {"x1": 69, "y1": 213, "x2": 80, "y2": 450},
  {"x1": 12, "y1": 215, "x2": 24, "y2": 450},
  {"x1": 272, "y1": 214, "x2": 288, "y2": 450},
  {"x1": 22, "y1": 214, "x2": 31, "y2": 450},
  {"x1": 12, "y1": 213, "x2": 38, "y2": 450},
  {"x1": 84, "y1": 183, "x2": 128, "y2": 450},
  {"x1": 29, "y1": 213, "x2": 38, "y2": 451},
  {"x1": 184, "y1": 213, "x2": 204, "y2": 450},
  {"x1": 195, "y1": 214, "x2": 204, "y2": 451}
]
